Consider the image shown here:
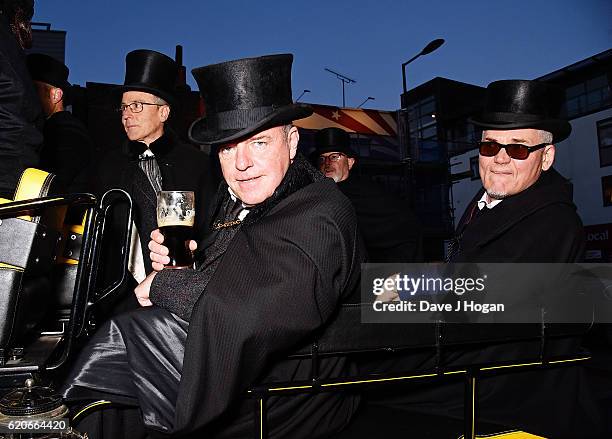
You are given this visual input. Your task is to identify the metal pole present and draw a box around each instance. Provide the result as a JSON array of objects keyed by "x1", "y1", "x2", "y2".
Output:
[
  {"x1": 342, "y1": 80, "x2": 346, "y2": 107},
  {"x1": 401, "y1": 53, "x2": 420, "y2": 94}
]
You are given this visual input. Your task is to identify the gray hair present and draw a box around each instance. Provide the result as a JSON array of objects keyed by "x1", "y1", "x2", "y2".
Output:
[
  {"x1": 152, "y1": 95, "x2": 169, "y2": 107},
  {"x1": 537, "y1": 130, "x2": 553, "y2": 144},
  {"x1": 283, "y1": 124, "x2": 294, "y2": 136}
]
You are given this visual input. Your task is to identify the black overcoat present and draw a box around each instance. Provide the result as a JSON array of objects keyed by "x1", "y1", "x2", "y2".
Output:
[
  {"x1": 436, "y1": 168, "x2": 598, "y2": 437},
  {"x1": 41, "y1": 110, "x2": 94, "y2": 193},
  {"x1": 451, "y1": 168, "x2": 585, "y2": 262},
  {"x1": 150, "y1": 158, "x2": 365, "y2": 437},
  {"x1": 0, "y1": 14, "x2": 43, "y2": 198}
]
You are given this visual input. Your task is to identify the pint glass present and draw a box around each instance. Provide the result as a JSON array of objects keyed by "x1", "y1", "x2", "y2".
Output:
[{"x1": 156, "y1": 191, "x2": 195, "y2": 268}]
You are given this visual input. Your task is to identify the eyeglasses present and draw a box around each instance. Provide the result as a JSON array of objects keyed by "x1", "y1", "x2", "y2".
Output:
[
  {"x1": 118, "y1": 101, "x2": 165, "y2": 113},
  {"x1": 318, "y1": 153, "x2": 346, "y2": 165},
  {"x1": 477, "y1": 141, "x2": 549, "y2": 160}
]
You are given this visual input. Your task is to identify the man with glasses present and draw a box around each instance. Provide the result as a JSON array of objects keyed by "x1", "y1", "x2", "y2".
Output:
[
  {"x1": 314, "y1": 127, "x2": 421, "y2": 262},
  {"x1": 95, "y1": 49, "x2": 215, "y2": 313},
  {"x1": 448, "y1": 79, "x2": 584, "y2": 263}
]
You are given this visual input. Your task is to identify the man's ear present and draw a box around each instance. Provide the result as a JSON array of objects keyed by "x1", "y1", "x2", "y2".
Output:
[
  {"x1": 347, "y1": 157, "x2": 355, "y2": 171},
  {"x1": 51, "y1": 87, "x2": 63, "y2": 104},
  {"x1": 541, "y1": 144, "x2": 555, "y2": 171},
  {"x1": 160, "y1": 105, "x2": 171, "y2": 122},
  {"x1": 288, "y1": 126, "x2": 299, "y2": 160}
]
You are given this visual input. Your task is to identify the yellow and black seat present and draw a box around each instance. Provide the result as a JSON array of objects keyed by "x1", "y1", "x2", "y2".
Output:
[{"x1": 0, "y1": 169, "x2": 132, "y2": 389}]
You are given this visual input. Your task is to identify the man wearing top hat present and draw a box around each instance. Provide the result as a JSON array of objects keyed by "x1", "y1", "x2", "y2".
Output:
[
  {"x1": 63, "y1": 54, "x2": 364, "y2": 438},
  {"x1": 314, "y1": 126, "x2": 422, "y2": 263},
  {"x1": 448, "y1": 79, "x2": 584, "y2": 262},
  {"x1": 94, "y1": 49, "x2": 216, "y2": 301},
  {"x1": 26, "y1": 53, "x2": 93, "y2": 193},
  {"x1": 437, "y1": 80, "x2": 599, "y2": 436}
]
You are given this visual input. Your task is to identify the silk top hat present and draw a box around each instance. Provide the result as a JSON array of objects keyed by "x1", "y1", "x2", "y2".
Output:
[
  {"x1": 314, "y1": 127, "x2": 356, "y2": 157},
  {"x1": 189, "y1": 54, "x2": 313, "y2": 146},
  {"x1": 26, "y1": 53, "x2": 71, "y2": 92},
  {"x1": 470, "y1": 80, "x2": 571, "y2": 143},
  {"x1": 118, "y1": 49, "x2": 178, "y2": 107}
]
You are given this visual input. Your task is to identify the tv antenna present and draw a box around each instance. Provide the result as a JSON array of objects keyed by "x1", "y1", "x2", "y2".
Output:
[{"x1": 324, "y1": 68, "x2": 356, "y2": 107}]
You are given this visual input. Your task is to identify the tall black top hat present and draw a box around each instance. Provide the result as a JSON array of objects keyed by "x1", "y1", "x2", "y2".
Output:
[
  {"x1": 470, "y1": 80, "x2": 571, "y2": 143},
  {"x1": 189, "y1": 54, "x2": 313, "y2": 146},
  {"x1": 314, "y1": 127, "x2": 355, "y2": 157},
  {"x1": 118, "y1": 49, "x2": 178, "y2": 107}
]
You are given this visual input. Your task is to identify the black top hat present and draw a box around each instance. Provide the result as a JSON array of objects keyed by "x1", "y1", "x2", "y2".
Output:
[
  {"x1": 26, "y1": 53, "x2": 71, "y2": 92},
  {"x1": 118, "y1": 49, "x2": 178, "y2": 107},
  {"x1": 470, "y1": 80, "x2": 571, "y2": 143},
  {"x1": 313, "y1": 127, "x2": 356, "y2": 157},
  {"x1": 189, "y1": 54, "x2": 312, "y2": 146}
]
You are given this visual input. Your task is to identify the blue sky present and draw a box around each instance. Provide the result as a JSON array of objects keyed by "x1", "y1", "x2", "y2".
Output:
[{"x1": 33, "y1": 0, "x2": 611, "y2": 110}]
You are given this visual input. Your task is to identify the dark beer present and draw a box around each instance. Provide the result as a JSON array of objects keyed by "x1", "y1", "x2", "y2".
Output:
[
  {"x1": 159, "y1": 224, "x2": 194, "y2": 268},
  {"x1": 157, "y1": 191, "x2": 196, "y2": 269}
]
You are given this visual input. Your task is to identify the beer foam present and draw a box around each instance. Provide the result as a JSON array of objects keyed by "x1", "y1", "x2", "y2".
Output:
[
  {"x1": 158, "y1": 217, "x2": 195, "y2": 227},
  {"x1": 157, "y1": 207, "x2": 195, "y2": 227}
]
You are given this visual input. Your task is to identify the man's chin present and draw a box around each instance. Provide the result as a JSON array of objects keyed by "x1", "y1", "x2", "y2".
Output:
[
  {"x1": 486, "y1": 190, "x2": 508, "y2": 200},
  {"x1": 324, "y1": 173, "x2": 341, "y2": 183}
]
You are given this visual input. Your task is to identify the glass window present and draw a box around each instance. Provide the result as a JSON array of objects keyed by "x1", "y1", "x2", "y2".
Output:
[
  {"x1": 408, "y1": 96, "x2": 437, "y2": 140},
  {"x1": 564, "y1": 75, "x2": 612, "y2": 118},
  {"x1": 598, "y1": 117, "x2": 612, "y2": 167},
  {"x1": 602, "y1": 175, "x2": 612, "y2": 207}
]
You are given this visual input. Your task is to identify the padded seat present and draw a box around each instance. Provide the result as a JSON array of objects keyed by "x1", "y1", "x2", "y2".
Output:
[{"x1": 0, "y1": 169, "x2": 65, "y2": 360}]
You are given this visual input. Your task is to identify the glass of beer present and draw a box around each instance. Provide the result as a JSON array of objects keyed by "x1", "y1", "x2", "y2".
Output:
[{"x1": 156, "y1": 191, "x2": 195, "y2": 268}]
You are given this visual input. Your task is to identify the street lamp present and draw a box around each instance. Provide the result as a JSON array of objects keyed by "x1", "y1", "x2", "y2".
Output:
[
  {"x1": 357, "y1": 96, "x2": 375, "y2": 108},
  {"x1": 296, "y1": 89, "x2": 310, "y2": 102},
  {"x1": 401, "y1": 38, "x2": 445, "y2": 94}
]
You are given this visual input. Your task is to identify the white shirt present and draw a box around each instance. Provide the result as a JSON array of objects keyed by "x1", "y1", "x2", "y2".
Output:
[
  {"x1": 228, "y1": 187, "x2": 250, "y2": 220},
  {"x1": 477, "y1": 192, "x2": 503, "y2": 210}
]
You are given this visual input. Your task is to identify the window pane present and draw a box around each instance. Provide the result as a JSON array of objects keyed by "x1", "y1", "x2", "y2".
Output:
[
  {"x1": 566, "y1": 82, "x2": 585, "y2": 99},
  {"x1": 598, "y1": 118, "x2": 612, "y2": 167},
  {"x1": 587, "y1": 75, "x2": 607, "y2": 91}
]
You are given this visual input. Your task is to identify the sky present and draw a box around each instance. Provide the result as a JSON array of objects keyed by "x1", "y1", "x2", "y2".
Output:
[{"x1": 33, "y1": 0, "x2": 611, "y2": 111}]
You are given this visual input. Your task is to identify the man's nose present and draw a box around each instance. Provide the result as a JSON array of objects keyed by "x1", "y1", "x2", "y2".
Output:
[
  {"x1": 235, "y1": 145, "x2": 253, "y2": 170},
  {"x1": 493, "y1": 148, "x2": 511, "y2": 164}
]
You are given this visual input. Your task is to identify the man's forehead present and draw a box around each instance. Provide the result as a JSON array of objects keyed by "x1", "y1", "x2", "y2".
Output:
[
  {"x1": 483, "y1": 128, "x2": 540, "y2": 143},
  {"x1": 320, "y1": 151, "x2": 341, "y2": 156},
  {"x1": 121, "y1": 90, "x2": 157, "y2": 102}
]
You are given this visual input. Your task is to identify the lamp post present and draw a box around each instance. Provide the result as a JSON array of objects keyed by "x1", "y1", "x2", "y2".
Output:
[
  {"x1": 357, "y1": 96, "x2": 375, "y2": 108},
  {"x1": 296, "y1": 89, "x2": 310, "y2": 102},
  {"x1": 401, "y1": 38, "x2": 445, "y2": 94}
]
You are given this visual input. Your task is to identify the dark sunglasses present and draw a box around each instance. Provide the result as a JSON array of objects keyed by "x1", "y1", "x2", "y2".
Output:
[{"x1": 477, "y1": 141, "x2": 549, "y2": 160}]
